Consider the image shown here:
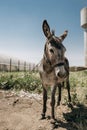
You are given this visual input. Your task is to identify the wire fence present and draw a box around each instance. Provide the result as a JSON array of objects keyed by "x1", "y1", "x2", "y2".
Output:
[
  {"x1": 0, "y1": 58, "x2": 38, "y2": 72},
  {"x1": 0, "y1": 57, "x2": 87, "y2": 72}
]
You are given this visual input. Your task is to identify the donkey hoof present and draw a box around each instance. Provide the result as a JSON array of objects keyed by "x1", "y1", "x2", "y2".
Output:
[
  {"x1": 40, "y1": 114, "x2": 46, "y2": 120},
  {"x1": 40, "y1": 116, "x2": 46, "y2": 120},
  {"x1": 67, "y1": 102, "x2": 73, "y2": 109},
  {"x1": 47, "y1": 115, "x2": 51, "y2": 120}
]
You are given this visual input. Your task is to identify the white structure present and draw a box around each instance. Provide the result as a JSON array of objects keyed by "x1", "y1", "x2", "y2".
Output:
[{"x1": 81, "y1": 7, "x2": 87, "y2": 66}]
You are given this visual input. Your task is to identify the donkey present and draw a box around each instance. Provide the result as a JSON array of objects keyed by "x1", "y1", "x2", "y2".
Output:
[{"x1": 39, "y1": 20, "x2": 71, "y2": 121}]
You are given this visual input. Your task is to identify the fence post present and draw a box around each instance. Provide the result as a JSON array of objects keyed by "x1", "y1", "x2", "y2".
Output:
[
  {"x1": 10, "y1": 58, "x2": 12, "y2": 72},
  {"x1": 24, "y1": 61, "x2": 26, "y2": 72},
  {"x1": 33, "y1": 63, "x2": 35, "y2": 71},
  {"x1": 18, "y1": 60, "x2": 20, "y2": 71}
]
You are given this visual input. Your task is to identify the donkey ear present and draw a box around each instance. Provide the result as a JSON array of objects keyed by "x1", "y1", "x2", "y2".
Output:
[
  {"x1": 59, "y1": 30, "x2": 68, "y2": 42},
  {"x1": 42, "y1": 20, "x2": 52, "y2": 39}
]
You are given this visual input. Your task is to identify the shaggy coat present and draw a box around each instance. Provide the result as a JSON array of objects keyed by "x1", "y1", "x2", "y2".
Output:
[{"x1": 39, "y1": 20, "x2": 71, "y2": 120}]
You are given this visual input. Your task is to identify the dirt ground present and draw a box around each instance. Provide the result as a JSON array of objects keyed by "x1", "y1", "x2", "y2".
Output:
[{"x1": 0, "y1": 90, "x2": 87, "y2": 130}]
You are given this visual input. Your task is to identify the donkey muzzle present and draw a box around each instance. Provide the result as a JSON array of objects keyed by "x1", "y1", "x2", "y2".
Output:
[
  {"x1": 55, "y1": 64, "x2": 67, "y2": 78},
  {"x1": 57, "y1": 70, "x2": 67, "y2": 78}
]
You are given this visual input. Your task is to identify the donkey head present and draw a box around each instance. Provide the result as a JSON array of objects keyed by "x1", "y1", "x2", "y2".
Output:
[{"x1": 42, "y1": 20, "x2": 68, "y2": 78}]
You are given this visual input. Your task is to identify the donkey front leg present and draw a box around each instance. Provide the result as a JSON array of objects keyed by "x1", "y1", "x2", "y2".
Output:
[
  {"x1": 41, "y1": 87, "x2": 47, "y2": 119},
  {"x1": 51, "y1": 86, "x2": 56, "y2": 120},
  {"x1": 57, "y1": 83, "x2": 62, "y2": 106},
  {"x1": 66, "y1": 80, "x2": 71, "y2": 102}
]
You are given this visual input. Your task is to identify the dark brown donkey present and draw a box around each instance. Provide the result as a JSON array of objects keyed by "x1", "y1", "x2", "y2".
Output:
[{"x1": 39, "y1": 20, "x2": 71, "y2": 121}]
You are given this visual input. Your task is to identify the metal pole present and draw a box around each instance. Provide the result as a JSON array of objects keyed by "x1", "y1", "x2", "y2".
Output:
[{"x1": 84, "y1": 29, "x2": 87, "y2": 66}]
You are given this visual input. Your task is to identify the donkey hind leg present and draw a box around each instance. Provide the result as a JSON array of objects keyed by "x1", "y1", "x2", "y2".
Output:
[
  {"x1": 51, "y1": 86, "x2": 57, "y2": 120},
  {"x1": 66, "y1": 80, "x2": 71, "y2": 102},
  {"x1": 57, "y1": 83, "x2": 62, "y2": 106},
  {"x1": 41, "y1": 87, "x2": 47, "y2": 119}
]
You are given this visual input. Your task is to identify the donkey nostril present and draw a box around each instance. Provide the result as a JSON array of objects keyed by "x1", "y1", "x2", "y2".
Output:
[
  {"x1": 57, "y1": 72, "x2": 66, "y2": 78},
  {"x1": 57, "y1": 72, "x2": 61, "y2": 77}
]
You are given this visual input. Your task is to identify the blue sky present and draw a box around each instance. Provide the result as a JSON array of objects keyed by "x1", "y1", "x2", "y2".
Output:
[{"x1": 0, "y1": 0, "x2": 87, "y2": 66}]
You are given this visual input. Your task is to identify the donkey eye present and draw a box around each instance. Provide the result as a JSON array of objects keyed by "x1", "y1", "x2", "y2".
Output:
[{"x1": 50, "y1": 49, "x2": 54, "y2": 53}]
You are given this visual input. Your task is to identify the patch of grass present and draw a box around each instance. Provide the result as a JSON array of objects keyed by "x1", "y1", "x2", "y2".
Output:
[
  {"x1": 0, "y1": 72, "x2": 42, "y2": 93},
  {"x1": 69, "y1": 71, "x2": 87, "y2": 104},
  {"x1": 70, "y1": 71, "x2": 87, "y2": 88},
  {"x1": 0, "y1": 71, "x2": 87, "y2": 104}
]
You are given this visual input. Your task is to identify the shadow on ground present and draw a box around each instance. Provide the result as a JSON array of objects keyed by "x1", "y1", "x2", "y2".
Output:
[{"x1": 52, "y1": 103, "x2": 87, "y2": 130}]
